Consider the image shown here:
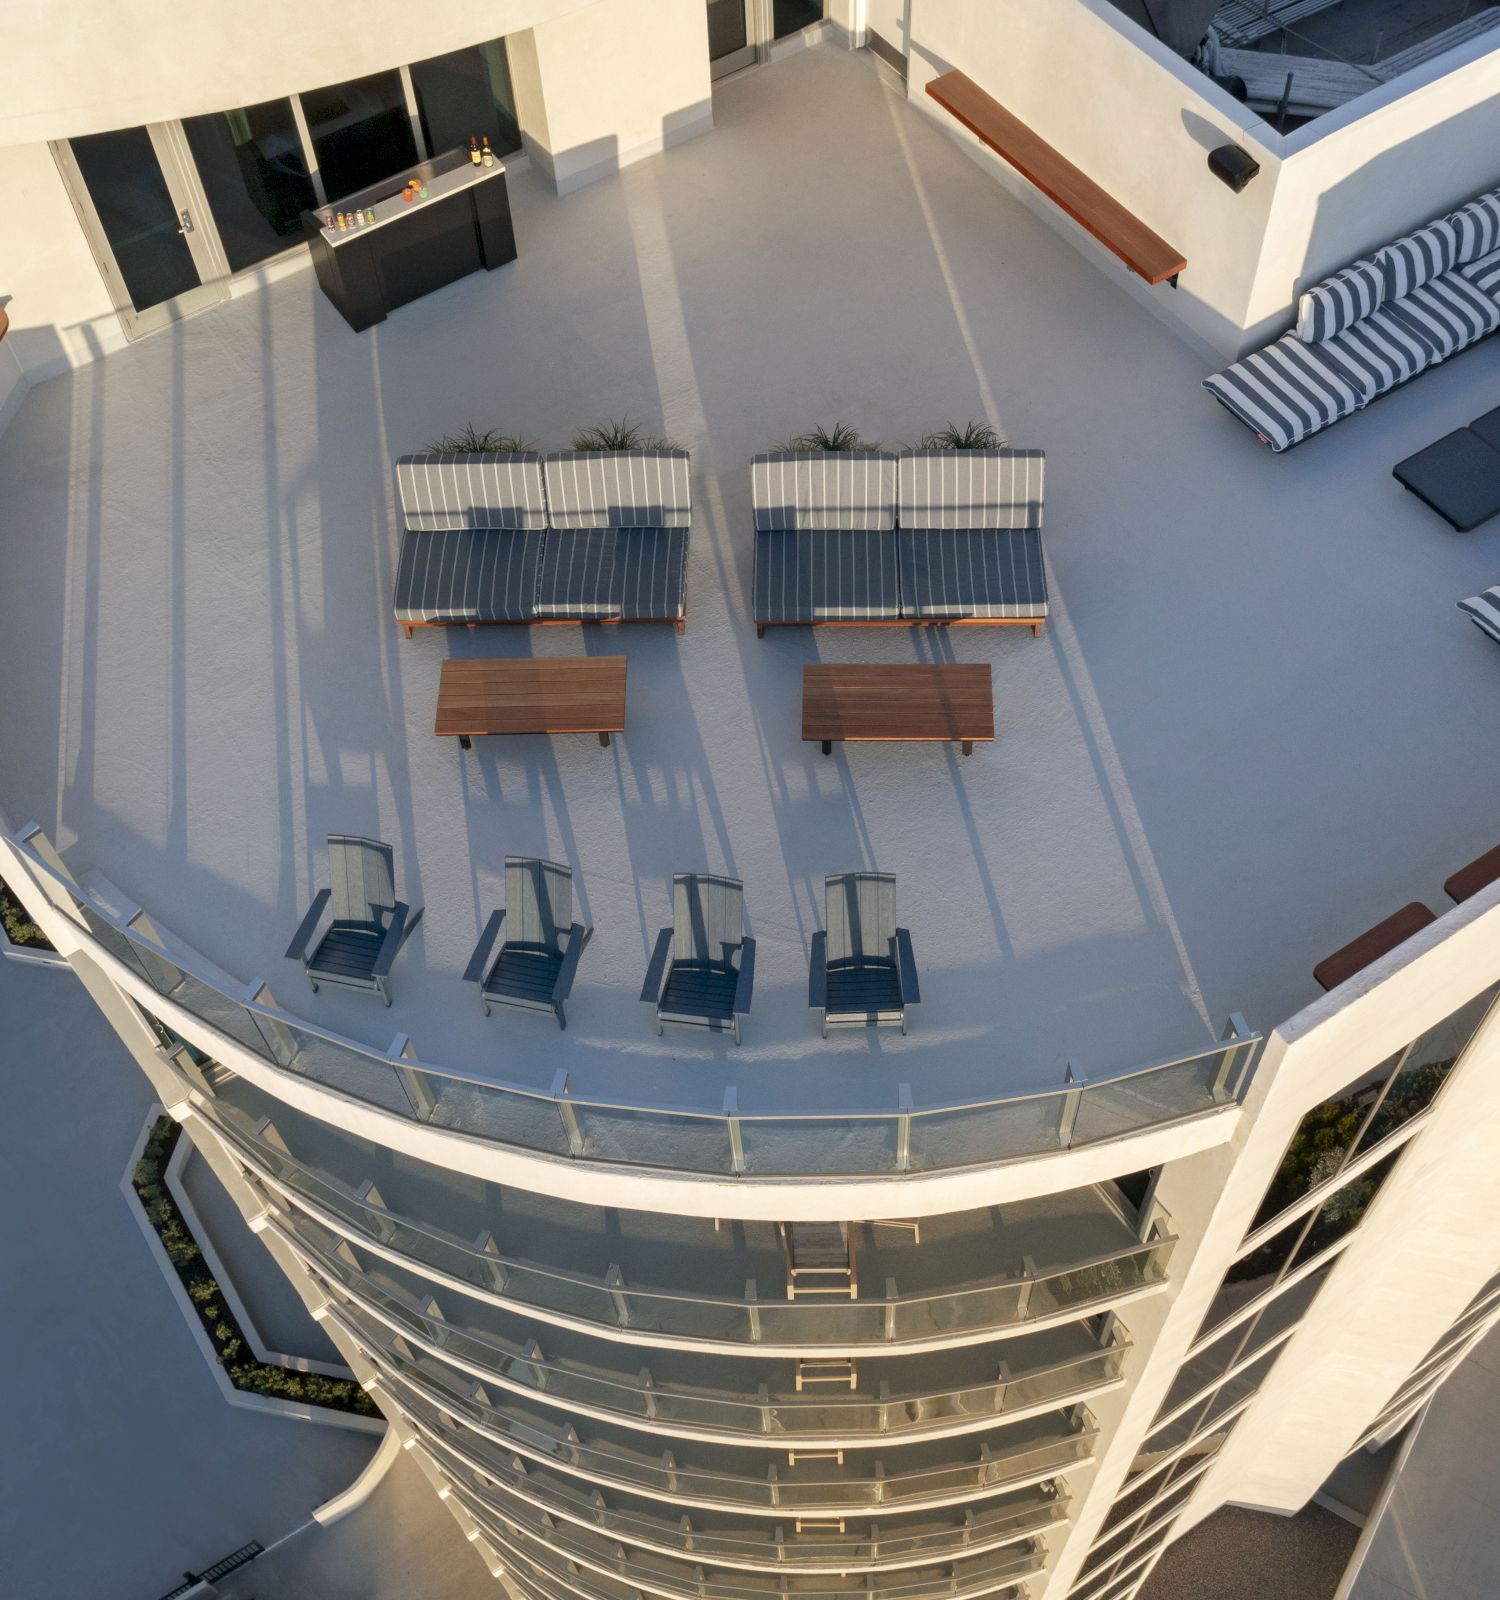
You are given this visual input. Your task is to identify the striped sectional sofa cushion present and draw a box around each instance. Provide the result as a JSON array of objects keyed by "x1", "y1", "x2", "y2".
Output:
[
  {"x1": 614, "y1": 527, "x2": 689, "y2": 620},
  {"x1": 542, "y1": 450, "x2": 692, "y2": 529},
  {"x1": 753, "y1": 528, "x2": 902, "y2": 623},
  {"x1": 1460, "y1": 244, "x2": 1500, "y2": 300},
  {"x1": 1389, "y1": 271, "x2": 1500, "y2": 360},
  {"x1": 395, "y1": 453, "x2": 549, "y2": 531},
  {"x1": 1377, "y1": 218, "x2": 1459, "y2": 300},
  {"x1": 1458, "y1": 588, "x2": 1500, "y2": 645},
  {"x1": 1323, "y1": 304, "x2": 1437, "y2": 399},
  {"x1": 1203, "y1": 333, "x2": 1367, "y2": 452},
  {"x1": 393, "y1": 527, "x2": 543, "y2": 625},
  {"x1": 1295, "y1": 257, "x2": 1384, "y2": 343},
  {"x1": 750, "y1": 452, "x2": 898, "y2": 532},
  {"x1": 897, "y1": 449, "x2": 1044, "y2": 530},
  {"x1": 897, "y1": 527, "x2": 1048, "y2": 620},
  {"x1": 1449, "y1": 193, "x2": 1500, "y2": 266}
]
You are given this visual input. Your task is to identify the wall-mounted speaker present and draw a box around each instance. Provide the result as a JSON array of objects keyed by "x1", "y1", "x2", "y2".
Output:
[{"x1": 1208, "y1": 144, "x2": 1260, "y2": 194}]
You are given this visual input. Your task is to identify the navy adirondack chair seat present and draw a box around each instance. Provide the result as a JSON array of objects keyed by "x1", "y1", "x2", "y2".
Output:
[
  {"x1": 642, "y1": 873, "x2": 756, "y2": 1044},
  {"x1": 463, "y1": 857, "x2": 591, "y2": 1029},
  {"x1": 810, "y1": 871, "x2": 919, "y2": 1035},
  {"x1": 285, "y1": 836, "x2": 421, "y2": 1005}
]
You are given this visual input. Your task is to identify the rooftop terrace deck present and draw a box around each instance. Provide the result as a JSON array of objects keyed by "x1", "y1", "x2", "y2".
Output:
[{"x1": 3, "y1": 45, "x2": 1500, "y2": 1124}]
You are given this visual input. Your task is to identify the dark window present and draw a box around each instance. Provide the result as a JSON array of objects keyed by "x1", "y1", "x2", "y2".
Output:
[
  {"x1": 183, "y1": 99, "x2": 315, "y2": 273},
  {"x1": 1290, "y1": 1150, "x2": 1399, "y2": 1268},
  {"x1": 409, "y1": 38, "x2": 521, "y2": 161},
  {"x1": 1113, "y1": 1167, "x2": 1156, "y2": 1217},
  {"x1": 773, "y1": 0, "x2": 824, "y2": 37},
  {"x1": 301, "y1": 70, "x2": 418, "y2": 201},
  {"x1": 1127, "y1": 1410, "x2": 1240, "y2": 1485}
]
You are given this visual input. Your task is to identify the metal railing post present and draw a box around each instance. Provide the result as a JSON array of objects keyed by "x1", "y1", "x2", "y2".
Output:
[
  {"x1": 1057, "y1": 1060, "x2": 1086, "y2": 1147},
  {"x1": 724, "y1": 1087, "x2": 746, "y2": 1174},
  {"x1": 896, "y1": 1083, "x2": 913, "y2": 1172},
  {"x1": 606, "y1": 1264, "x2": 630, "y2": 1327},
  {"x1": 553, "y1": 1069, "x2": 584, "y2": 1156},
  {"x1": 390, "y1": 1033, "x2": 436, "y2": 1119},
  {"x1": 885, "y1": 1276, "x2": 898, "y2": 1343},
  {"x1": 746, "y1": 1279, "x2": 762, "y2": 1342}
]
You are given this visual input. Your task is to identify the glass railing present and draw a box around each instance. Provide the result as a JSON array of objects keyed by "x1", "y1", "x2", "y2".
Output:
[
  {"x1": 439, "y1": 1460, "x2": 1045, "y2": 1600},
  {"x1": 207, "y1": 1100, "x2": 1175, "y2": 1349},
  {"x1": 5, "y1": 826, "x2": 1259, "y2": 1178},
  {"x1": 271, "y1": 1212, "x2": 1127, "y2": 1440},
  {"x1": 341, "y1": 1316, "x2": 1099, "y2": 1512},
  {"x1": 398, "y1": 1395, "x2": 1068, "y2": 1569}
]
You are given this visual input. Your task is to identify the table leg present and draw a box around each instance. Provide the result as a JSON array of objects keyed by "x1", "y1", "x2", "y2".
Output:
[
  {"x1": 821, "y1": 740, "x2": 833, "y2": 756},
  {"x1": 599, "y1": 731, "x2": 611, "y2": 748},
  {"x1": 459, "y1": 735, "x2": 472, "y2": 751}
]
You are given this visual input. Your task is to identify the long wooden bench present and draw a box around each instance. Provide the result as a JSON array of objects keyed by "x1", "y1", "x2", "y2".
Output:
[{"x1": 925, "y1": 70, "x2": 1187, "y2": 287}]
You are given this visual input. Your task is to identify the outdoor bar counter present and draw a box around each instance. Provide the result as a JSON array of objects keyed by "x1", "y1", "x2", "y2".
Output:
[{"x1": 302, "y1": 148, "x2": 516, "y2": 332}]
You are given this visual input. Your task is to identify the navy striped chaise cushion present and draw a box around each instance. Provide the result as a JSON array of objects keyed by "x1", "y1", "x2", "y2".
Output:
[
  {"x1": 393, "y1": 528, "x2": 543, "y2": 624},
  {"x1": 1203, "y1": 332, "x2": 1368, "y2": 451},
  {"x1": 1458, "y1": 588, "x2": 1500, "y2": 644},
  {"x1": 395, "y1": 453, "x2": 549, "y2": 532},
  {"x1": 1459, "y1": 245, "x2": 1500, "y2": 302},
  {"x1": 1389, "y1": 271, "x2": 1500, "y2": 359},
  {"x1": 897, "y1": 527, "x2": 1048, "y2": 619},
  {"x1": 753, "y1": 528, "x2": 902, "y2": 623},
  {"x1": 535, "y1": 527, "x2": 688, "y2": 620}
]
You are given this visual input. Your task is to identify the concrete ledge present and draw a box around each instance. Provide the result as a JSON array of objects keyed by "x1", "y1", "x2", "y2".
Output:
[
  {"x1": 122, "y1": 1107, "x2": 385, "y2": 1437},
  {"x1": 312, "y1": 1425, "x2": 405, "y2": 1527}
]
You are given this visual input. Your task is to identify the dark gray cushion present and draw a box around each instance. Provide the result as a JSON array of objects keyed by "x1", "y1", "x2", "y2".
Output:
[
  {"x1": 393, "y1": 527, "x2": 542, "y2": 624},
  {"x1": 1393, "y1": 428, "x2": 1500, "y2": 532},
  {"x1": 897, "y1": 527, "x2": 1048, "y2": 619},
  {"x1": 753, "y1": 529, "x2": 902, "y2": 623},
  {"x1": 535, "y1": 529, "x2": 619, "y2": 618},
  {"x1": 534, "y1": 526, "x2": 688, "y2": 620},
  {"x1": 614, "y1": 527, "x2": 688, "y2": 620}
]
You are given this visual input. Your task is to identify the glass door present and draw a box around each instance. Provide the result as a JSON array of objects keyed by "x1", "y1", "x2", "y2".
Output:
[
  {"x1": 55, "y1": 124, "x2": 230, "y2": 340},
  {"x1": 708, "y1": 0, "x2": 757, "y2": 77}
]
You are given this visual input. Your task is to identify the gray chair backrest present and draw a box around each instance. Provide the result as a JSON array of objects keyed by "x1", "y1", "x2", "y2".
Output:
[
  {"x1": 542, "y1": 451, "x2": 692, "y2": 529},
  {"x1": 897, "y1": 450, "x2": 1045, "y2": 530},
  {"x1": 395, "y1": 453, "x2": 549, "y2": 532},
  {"x1": 673, "y1": 873, "x2": 744, "y2": 967},
  {"x1": 825, "y1": 872, "x2": 896, "y2": 967},
  {"x1": 505, "y1": 856, "x2": 572, "y2": 953},
  {"x1": 328, "y1": 836, "x2": 396, "y2": 928},
  {"x1": 750, "y1": 452, "x2": 897, "y2": 532}
]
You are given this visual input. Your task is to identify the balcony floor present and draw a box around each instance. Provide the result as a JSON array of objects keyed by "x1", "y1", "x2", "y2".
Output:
[{"x1": 4, "y1": 45, "x2": 1500, "y2": 1118}]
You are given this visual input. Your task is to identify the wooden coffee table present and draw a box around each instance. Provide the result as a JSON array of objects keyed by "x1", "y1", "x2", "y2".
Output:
[
  {"x1": 802, "y1": 663, "x2": 994, "y2": 756},
  {"x1": 436, "y1": 657, "x2": 627, "y2": 750}
]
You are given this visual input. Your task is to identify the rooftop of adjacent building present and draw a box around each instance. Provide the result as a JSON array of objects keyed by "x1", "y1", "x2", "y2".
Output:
[{"x1": 3, "y1": 43, "x2": 1500, "y2": 1119}]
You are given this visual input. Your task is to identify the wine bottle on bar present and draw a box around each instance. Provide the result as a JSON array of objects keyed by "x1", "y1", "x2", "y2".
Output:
[
  {"x1": 481, "y1": 136, "x2": 494, "y2": 169},
  {"x1": 470, "y1": 136, "x2": 482, "y2": 167}
]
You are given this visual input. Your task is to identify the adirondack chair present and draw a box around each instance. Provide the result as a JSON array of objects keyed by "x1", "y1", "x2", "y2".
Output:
[
  {"x1": 463, "y1": 857, "x2": 591, "y2": 1029},
  {"x1": 641, "y1": 873, "x2": 756, "y2": 1043},
  {"x1": 810, "y1": 871, "x2": 919, "y2": 1035},
  {"x1": 284, "y1": 835, "x2": 421, "y2": 1005}
]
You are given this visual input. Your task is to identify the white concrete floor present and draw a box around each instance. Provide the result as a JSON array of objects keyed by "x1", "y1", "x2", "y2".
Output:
[
  {"x1": 4, "y1": 45, "x2": 1500, "y2": 1122},
  {"x1": 0, "y1": 954, "x2": 377, "y2": 1600}
]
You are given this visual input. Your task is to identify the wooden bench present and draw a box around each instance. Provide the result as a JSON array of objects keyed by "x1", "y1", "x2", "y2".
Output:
[
  {"x1": 435, "y1": 656, "x2": 627, "y2": 750},
  {"x1": 925, "y1": 70, "x2": 1186, "y2": 287},
  {"x1": 1313, "y1": 902, "x2": 1435, "y2": 992},
  {"x1": 1446, "y1": 843, "x2": 1500, "y2": 906},
  {"x1": 802, "y1": 663, "x2": 994, "y2": 757}
]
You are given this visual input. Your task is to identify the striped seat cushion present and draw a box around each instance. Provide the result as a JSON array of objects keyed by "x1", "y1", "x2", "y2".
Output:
[
  {"x1": 614, "y1": 527, "x2": 688, "y2": 620},
  {"x1": 1377, "y1": 219, "x2": 1459, "y2": 301},
  {"x1": 750, "y1": 452, "x2": 897, "y2": 532},
  {"x1": 542, "y1": 451, "x2": 691, "y2": 529},
  {"x1": 1458, "y1": 588, "x2": 1500, "y2": 644},
  {"x1": 1321, "y1": 303, "x2": 1438, "y2": 399},
  {"x1": 897, "y1": 528, "x2": 1048, "y2": 619},
  {"x1": 1449, "y1": 192, "x2": 1500, "y2": 266},
  {"x1": 1202, "y1": 332, "x2": 1367, "y2": 451},
  {"x1": 1388, "y1": 271, "x2": 1500, "y2": 360},
  {"x1": 393, "y1": 528, "x2": 542, "y2": 624},
  {"x1": 897, "y1": 450, "x2": 1044, "y2": 530},
  {"x1": 1459, "y1": 244, "x2": 1500, "y2": 302},
  {"x1": 395, "y1": 453, "x2": 548, "y2": 532},
  {"x1": 535, "y1": 529, "x2": 619, "y2": 618},
  {"x1": 753, "y1": 529, "x2": 901, "y2": 623},
  {"x1": 1295, "y1": 257, "x2": 1384, "y2": 343}
]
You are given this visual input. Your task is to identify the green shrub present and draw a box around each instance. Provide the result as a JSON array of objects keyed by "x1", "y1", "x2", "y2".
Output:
[
  {"x1": 0, "y1": 877, "x2": 53, "y2": 951},
  {"x1": 776, "y1": 422, "x2": 878, "y2": 452},
  {"x1": 918, "y1": 420, "x2": 1004, "y2": 450},
  {"x1": 571, "y1": 417, "x2": 680, "y2": 452},
  {"x1": 425, "y1": 424, "x2": 535, "y2": 453}
]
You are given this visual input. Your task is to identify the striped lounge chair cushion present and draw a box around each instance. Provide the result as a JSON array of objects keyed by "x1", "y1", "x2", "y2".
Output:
[
  {"x1": 614, "y1": 527, "x2": 687, "y2": 620},
  {"x1": 1458, "y1": 588, "x2": 1500, "y2": 644},
  {"x1": 535, "y1": 528, "x2": 619, "y2": 618},
  {"x1": 534, "y1": 527, "x2": 689, "y2": 620},
  {"x1": 1388, "y1": 271, "x2": 1500, "y2": 360},
  {"x1": 1322, "y1": 303, "x2": 1438, "y2": 399},
  {"x1": 395, "y1": 453, "x2": 548, "y2": 532},
  {"x1": 1459, "y1": 244, "x2": 1500, "y2": 302},
  {"x1": 393, "y1": 528, "x2": 542, "y2": 624},
  {"x1": 1449, "y1": 193, "x2": 1500, "y2": 266},
  {"x1": 750, "y1": 452, "x2": 897, "y2": 532},
  {"x1": 1295, "y1": 257, "x2": 1384, "y2": 343},
  {"x1": 1377, "y1": 218, "x2": 1459, "y2": 301},
  {"x1": 542, "y1": 451, "x2": 691, "y2": 529},
  {"x1": 897, "y1": 450, "x2": 1045, "y2": 530},
  {"x1": 1202, "y1": 332, "x2": 1367, "y2": 451},
  {"x1": 753, "y1": 529, "x2": 901, "y2": 623},
  {"x1": 897, "y1": 528, "x2": 1048, "y2": 619}
]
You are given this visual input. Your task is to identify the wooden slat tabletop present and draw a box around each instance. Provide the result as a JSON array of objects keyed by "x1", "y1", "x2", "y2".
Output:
[
  {"x1": 925, "y1": 71, "x2": 1187, "y2": 287},
  {"x1": 435, "y1": 656, "x2": 627, "y2": 737},
  {"x1": 1313, "y1": 901, "x2": 1436, "y2": 992},
  {"x1": 802, "y1": 663, "x2": 994, "y2": 744}
]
